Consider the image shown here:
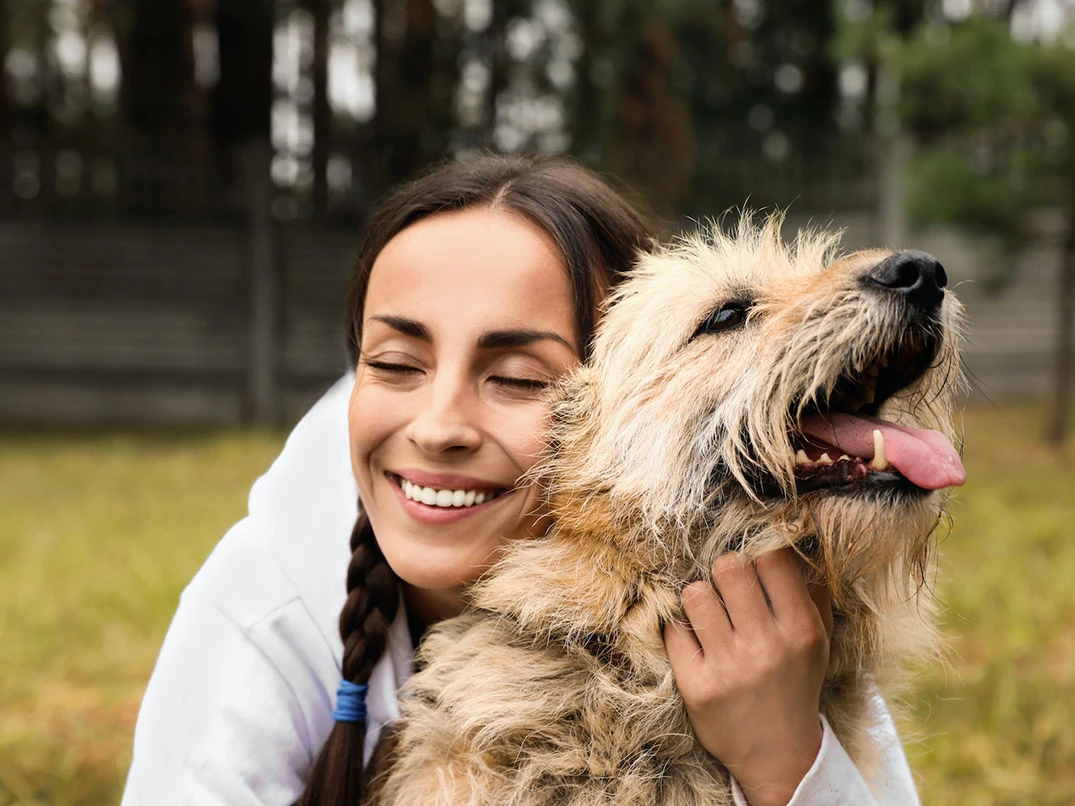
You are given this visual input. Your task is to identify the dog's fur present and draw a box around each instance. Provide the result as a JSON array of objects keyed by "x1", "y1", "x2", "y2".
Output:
[{"x1": 368, "y1": 215, "x2": 964, "y2": 805}]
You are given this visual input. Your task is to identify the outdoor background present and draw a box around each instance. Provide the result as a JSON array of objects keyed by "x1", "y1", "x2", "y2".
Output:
[{"x1": 1, "y1": 0, "x2": 1074, "y2": 804}]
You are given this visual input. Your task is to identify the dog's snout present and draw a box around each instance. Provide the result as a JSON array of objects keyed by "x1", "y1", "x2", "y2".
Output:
[{"x1": 867, "y1": 251, "x2": 947, "y2": 310}]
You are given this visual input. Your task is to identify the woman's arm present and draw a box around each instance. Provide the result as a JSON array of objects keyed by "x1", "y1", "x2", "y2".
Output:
[
  {"x1": 728, "y1": 700, "x2": 921, "y2": 806},
  {"x1": 122, "y1": 587, "x2": 331, "y2": 806}
]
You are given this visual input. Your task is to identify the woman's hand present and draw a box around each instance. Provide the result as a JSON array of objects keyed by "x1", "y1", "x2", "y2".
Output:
[{"x1": 663, "y1": 548, "x2": 833, "y2": 806}]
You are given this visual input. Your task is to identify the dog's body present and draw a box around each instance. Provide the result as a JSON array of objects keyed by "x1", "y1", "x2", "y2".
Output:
[{"x1": 369, "y1": 217, "x2": 965, "y2": 805}]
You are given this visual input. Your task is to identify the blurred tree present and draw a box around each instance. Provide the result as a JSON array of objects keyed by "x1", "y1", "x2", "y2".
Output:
[
  {"x1": 900, "y1": 17, "x2": 1075, "y2": 443},
  {"x1": 112, "y1": 0, "x2": 200, "y2": 143},
  {"x1": 611, "y1": 8, "x2": 693, "y2": 213},
  {"x1": 566, "y1": 0, "x2": 845, "y2": 216},
  {"x1": 304, "y1": 0, "x2": 331, "y2": 215},
  {"x1": 744, "y1": 0, "x2": 841, "y2": 152},
  {"x1": 360, "y1": 0, "x2": 462, "y2": 201},
  {"x1": 834, "y1": 0, "x2": 933, "y2": 136},
  {"x1": 485, "y1": 0, "x2": 529, "y2": 150},
  {"x1": 212, "y1": 0, "x2": 273, "y2": 158},
  {"x1": 0, "y1": 0, "x2": 9, "y2": 144}
]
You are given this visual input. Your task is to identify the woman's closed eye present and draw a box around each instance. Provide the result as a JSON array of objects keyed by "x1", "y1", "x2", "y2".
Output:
[
  {"x1": 361, "y1": 358, "x2": 422, "y2": 375},
  {"x1": 490, "y1": 375, "x2": 550, "y2": 392}
]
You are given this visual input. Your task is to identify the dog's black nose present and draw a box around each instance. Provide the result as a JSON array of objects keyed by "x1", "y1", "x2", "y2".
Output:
[{"x1": 867, "y1": 251, "x2": 947, "y2": 310}]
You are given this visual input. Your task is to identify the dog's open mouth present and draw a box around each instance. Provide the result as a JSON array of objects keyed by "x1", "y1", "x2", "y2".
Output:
[{"x1": 789, "y1": 334, "x2": 965, "y2": 495}]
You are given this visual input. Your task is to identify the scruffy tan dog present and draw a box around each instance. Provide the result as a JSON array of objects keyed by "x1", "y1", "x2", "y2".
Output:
[{"x1": 369, "y1": 215, "x2": 965, "y2": 805}]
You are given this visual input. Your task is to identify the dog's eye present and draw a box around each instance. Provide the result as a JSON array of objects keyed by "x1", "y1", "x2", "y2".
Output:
[{"x1": 692, "y1": 303, "x2": 750, "y2": 339}]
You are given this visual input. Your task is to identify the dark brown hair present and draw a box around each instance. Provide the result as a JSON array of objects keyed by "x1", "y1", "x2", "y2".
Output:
[{"x1": 299, "y1": 153, "x2": 652, "y2": 805}]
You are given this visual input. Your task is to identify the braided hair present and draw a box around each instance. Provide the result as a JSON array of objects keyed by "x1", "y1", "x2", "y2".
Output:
[{"x1": 298, "y1": 153, "x2": 652, "y2": 805}]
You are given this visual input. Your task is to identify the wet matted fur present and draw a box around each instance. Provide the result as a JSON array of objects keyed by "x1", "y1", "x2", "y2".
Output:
[{"x1": 367, "y1": 214, "x2": 965, "y2": 805}]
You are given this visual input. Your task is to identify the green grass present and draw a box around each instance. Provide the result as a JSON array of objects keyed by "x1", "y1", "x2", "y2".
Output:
[
  {"x1": 1, "y1": 404, "x2": 1073, "y2": 805},
  {"x1": 905, "y1": 403, "x2": 1075, "y2": 804},
  {"x1": 0, "y1": 430, "x2": 286, "y2": 806}
]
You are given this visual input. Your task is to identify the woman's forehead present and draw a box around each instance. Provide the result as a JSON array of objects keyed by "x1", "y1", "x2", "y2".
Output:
[{"x1": 364, "y1": 208, "x2": 577, "y2": 348}]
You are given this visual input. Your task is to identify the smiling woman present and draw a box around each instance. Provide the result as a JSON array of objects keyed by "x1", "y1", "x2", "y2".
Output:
[
  {"x1": 350, "y1": 207, "x2": 580, "y2": 625},
  {"x1": 120, "y1": 153, "x2": 653, "y2": 806},
  {"x1": 288, "y1": 156, "x2": 654, "y2": 805}
]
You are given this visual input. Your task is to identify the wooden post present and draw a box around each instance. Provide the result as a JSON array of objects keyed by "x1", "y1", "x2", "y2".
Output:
[
  {"x1": 241, "y1": 141, "x2": 278, "y2": 424},
  {"x1": 877, "y1": 133, "x2": 910, "y2": 248},
  {"x1": 1047, "y1": 218, "x2": 1075, "y2": 445}
]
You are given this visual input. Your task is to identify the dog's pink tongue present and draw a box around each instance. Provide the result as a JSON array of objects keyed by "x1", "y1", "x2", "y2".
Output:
[{"x1": 800, "y1": 413, "x2": 966, "y2": 490}]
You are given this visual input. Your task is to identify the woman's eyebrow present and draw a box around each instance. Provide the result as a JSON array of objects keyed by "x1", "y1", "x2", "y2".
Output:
[
  {"x1": 368, "y1": 315, "x2": 431, "y2": 341},
  {"x1": 478, "y1": 329, "x2": 575, "y2": 351},
  {"x1": 368, "y1": 315, "x2": 574, "y2": 352}
]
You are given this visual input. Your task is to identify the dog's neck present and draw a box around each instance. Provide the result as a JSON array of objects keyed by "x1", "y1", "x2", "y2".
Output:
[{"x1": 470, "y1": 492, "x2": 688, "y2": 674}]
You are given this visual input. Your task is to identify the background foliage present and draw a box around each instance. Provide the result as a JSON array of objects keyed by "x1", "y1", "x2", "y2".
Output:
[{"x1": 2, "y1": 1, "x2": 1074, "y2": 804}]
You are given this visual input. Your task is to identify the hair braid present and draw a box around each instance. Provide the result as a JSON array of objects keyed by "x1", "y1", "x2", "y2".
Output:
[{"x1": 298, "y1": 509, "x2": 400, "y2": 806}]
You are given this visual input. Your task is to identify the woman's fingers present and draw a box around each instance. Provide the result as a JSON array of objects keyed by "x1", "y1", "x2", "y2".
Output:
[
  {"x1": 807, "y1": 577, "x2": 834, "y2": 641},
  {"x1": 670, "y1": 547, "x2": 834, "y2": 665},
  {"x1": 754, "y1": 548, "x2": 833, "y2": 641},
  {"x1": 710, "y1": 552, "x2": 772, "y2": 634},
  {"x1": 674, "y1": 580, "x2": 732, "y2": 658}
]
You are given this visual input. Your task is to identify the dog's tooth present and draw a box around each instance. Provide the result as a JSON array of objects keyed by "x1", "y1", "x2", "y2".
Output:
[
  {"x1": 819, "y1": 453, "x2": 833, "y2": 464},
  {"x1": 839, "y1": 454, "x2": 851, "y2": 461},
  {"x1": 796, "y1": 449, "x2": 810, "y2": 465},
  {"x1": 871, "y1": 429, "x2": 890, "y2": 470}
]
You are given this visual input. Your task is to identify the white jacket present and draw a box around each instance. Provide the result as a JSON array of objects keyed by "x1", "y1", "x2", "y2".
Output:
[{"x1": 122, "y1": 375, "x2": 920, "y2": 806}]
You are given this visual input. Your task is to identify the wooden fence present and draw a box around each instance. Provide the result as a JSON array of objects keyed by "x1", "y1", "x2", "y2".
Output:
[
  {"x1": 0, "y1": 218, "x2": 359, "y2": 425},
  {"x1": 0, "y1": 141, "x2": 1067, "y2": 425}
]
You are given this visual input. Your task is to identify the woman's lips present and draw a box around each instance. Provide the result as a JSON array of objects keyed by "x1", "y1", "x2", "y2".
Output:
[{"x1": 387, "y1": 472, "x2": 514, "y2": 524}]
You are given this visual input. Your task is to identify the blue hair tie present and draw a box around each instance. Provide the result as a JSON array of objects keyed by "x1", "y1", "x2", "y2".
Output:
[{"x1": 332, "y1": 680, "x2": 368, "y2": 723}]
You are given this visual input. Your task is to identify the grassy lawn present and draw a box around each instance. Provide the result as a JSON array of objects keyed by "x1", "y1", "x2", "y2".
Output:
[
  {"x1": 1, "y1": 403, "x2": 1073, "y2": 804},
  {"x1": 0, "y1": 430, "x2": 286, "y2": 806}
]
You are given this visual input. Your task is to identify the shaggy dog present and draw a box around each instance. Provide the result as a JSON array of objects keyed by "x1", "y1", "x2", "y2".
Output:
[{"x1": 368, "y1": 215, "x2": 965, "y2": 805}]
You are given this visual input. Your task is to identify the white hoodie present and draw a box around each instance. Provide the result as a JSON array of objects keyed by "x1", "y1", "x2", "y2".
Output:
[{"x1": 122, "y1": 375, "x2": 920, "y2": 806}]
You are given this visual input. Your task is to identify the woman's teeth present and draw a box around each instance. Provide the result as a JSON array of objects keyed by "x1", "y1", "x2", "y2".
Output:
[{"x1": 401, "y1": 478, "x2": 496, "y2": 508}]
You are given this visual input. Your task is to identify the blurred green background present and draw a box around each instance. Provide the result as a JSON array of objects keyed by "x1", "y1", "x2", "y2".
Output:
[{"x1": 1, "y1": 0, "x2": 1074, "y2": 803}]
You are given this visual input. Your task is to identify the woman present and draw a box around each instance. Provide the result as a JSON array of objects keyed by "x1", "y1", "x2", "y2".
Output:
[{"x1": 123, "y1": 154, "x2": 920, "y2": 806}]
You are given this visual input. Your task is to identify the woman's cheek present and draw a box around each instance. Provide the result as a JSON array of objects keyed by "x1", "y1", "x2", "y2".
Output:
[{"x1": 510, "y1": 404, "x2": 555, "y2": 472}]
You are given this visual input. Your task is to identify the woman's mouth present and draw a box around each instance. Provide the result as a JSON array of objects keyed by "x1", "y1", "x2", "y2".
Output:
[{"x1": 390, "y1": 473, "x2": 510, "y2": 509}]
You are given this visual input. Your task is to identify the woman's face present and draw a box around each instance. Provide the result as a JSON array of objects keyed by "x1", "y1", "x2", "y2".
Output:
[{"x1": 349, "y1": 207, "x2": 579, "y2": 624}]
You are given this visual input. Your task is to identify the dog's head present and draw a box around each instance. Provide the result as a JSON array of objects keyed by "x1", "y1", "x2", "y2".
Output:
[{"x1": 546, "y1": 213, "x2": 964, "y2": 596}]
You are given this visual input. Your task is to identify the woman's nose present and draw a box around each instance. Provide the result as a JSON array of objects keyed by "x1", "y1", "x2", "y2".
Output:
[{"x1": 405, "y1": 376, "x2": 483, "y2": 455}]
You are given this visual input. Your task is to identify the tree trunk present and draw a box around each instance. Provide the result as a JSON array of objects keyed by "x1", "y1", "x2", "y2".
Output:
[
  {"x1": 568, "y1": 0, "x2": 604, "y2": 162},
  {"x1": 213, "y1": 3, "x2": 277, "y2": 423},
  {"x1": 310, "y1": 0, "x2": 331, "y2": 216},
  {"x1": 118, "y1": 0, "x2": 198, "y2": 140},
  {"x1": 241, "y1": 141, "x2": 280, "y2": 425},
  {"x1": 213, "y1": 1, "x2": 273, "y2": 151},
  {"x1": 484, "y1": 0, "x2": 510, "y2": 150},
  {"x1": 1046, "y1": 211, "x2": 1075, "y2": 445},
  {"x1": 370, "y1": 0, "x2": 458, "y2": 193},
  {"x1": 0, "y1": 0, "x2": 9, "y2": 144}
]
